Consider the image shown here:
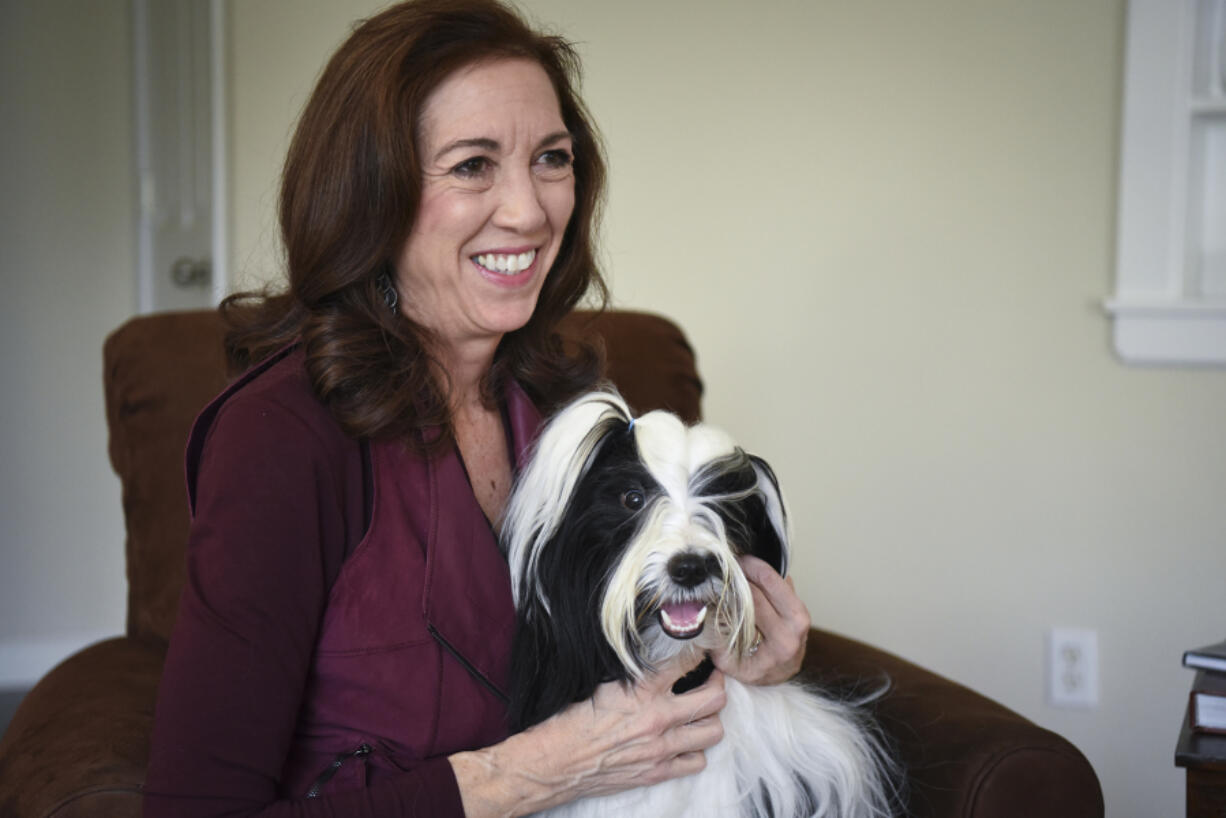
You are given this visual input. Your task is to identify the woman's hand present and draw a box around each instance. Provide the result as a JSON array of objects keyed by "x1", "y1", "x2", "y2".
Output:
[
  {"x1": 450, "y1": 657, "x2": 726, "y2": 817},
  {"x1": 712, "y1": 555, "x2": 810, "y2": 686}
]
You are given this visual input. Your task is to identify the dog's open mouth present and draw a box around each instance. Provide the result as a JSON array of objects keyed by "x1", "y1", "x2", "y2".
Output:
[{"x1": 658, "y1": 601, "x2": 709, "y2": 640}]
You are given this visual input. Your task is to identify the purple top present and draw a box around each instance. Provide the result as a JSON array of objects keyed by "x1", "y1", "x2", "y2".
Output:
[{"x1": 144, "y1": 345, "x2": 543, "y2": 816}]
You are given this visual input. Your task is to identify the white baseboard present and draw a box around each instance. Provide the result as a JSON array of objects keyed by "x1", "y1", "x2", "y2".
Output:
[{"x1": 0, "y1": 631, "x2": 119, "y2": 688}]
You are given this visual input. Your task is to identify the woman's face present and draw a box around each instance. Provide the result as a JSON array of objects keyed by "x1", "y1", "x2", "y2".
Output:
[{"x1": 396, "y1": 57, "x2": 576, "y2": 352}]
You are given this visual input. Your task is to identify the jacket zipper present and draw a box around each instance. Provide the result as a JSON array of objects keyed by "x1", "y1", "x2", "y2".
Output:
[{"x1": 427, "y1": 623, "x2": 510, "y2": 705}]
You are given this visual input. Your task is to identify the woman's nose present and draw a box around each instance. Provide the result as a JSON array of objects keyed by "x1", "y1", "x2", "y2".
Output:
[{"x1": 492, "y1": 171, "x2": 548, "y2": 233}]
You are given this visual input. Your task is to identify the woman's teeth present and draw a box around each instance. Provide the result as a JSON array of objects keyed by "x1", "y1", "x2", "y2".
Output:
[{"x1": 474, "y1": 249, "x2": 536, "y2": 275}]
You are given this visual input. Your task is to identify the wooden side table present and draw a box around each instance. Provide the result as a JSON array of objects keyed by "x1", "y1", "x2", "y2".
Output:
[{"x1": 1176, "y1": 704, "x2": 1226, "y2": 817}]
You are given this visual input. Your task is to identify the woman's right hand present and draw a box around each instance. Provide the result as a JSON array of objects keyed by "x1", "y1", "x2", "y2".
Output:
[{"x1": 449, "y1": 658, "x2": 726, "y2": 817}]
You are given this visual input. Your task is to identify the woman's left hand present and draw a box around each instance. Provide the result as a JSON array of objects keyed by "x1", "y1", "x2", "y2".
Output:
[{"x1": 712, "y1": 555, "x2": 811, "y2": 686}]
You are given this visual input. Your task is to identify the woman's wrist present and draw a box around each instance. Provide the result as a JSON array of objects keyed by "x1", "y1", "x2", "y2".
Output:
[
  {"x1": 449, "y1": 733, "x2": 552, "y2": 818},
  {"x1": 450, "y1": 746, "x2": 517, "y2": 818}
]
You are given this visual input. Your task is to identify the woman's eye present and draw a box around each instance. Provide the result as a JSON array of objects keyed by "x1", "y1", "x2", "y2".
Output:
[
  {"x1": 620, "y1": 489, "x2": 645, "y2": 511},
  {"x1": 535, "y1": 149, "x2": 573, "y2": 178},
  {"x1": 452, "y1": 156, "x2": 492, "y2": 179},
  {"x1": 537, "y1": 149, "x2": 572, "y2": 168}
]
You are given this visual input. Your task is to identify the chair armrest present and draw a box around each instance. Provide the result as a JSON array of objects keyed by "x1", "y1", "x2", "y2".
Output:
[
  {"x1": 0, "y1": 627, "x2": 1103, "y2": 818},
  {"x1": 803, "y1": 628, "x2": 1103, "y2": 818},
  {"x1": 0, "y1": 637, "x2": 164, "y2": 818}
]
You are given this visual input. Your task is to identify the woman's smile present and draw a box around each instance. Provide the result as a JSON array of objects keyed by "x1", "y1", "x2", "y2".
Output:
[{"x1": 472, "y1": 246, "x2": 539, "y2": 278}]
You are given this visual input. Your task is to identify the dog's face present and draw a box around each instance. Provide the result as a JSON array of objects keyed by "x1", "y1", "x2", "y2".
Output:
[{"x1": 502, "y1": 392, "x2": 789, "y2": 728}]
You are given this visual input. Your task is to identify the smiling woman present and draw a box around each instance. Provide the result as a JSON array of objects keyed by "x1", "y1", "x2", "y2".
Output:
[{"x1": 139, "y1": 1, "x2": 814, "y2": 816}]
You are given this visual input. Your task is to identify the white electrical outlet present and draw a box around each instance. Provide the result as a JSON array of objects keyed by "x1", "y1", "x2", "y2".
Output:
[{"x1": 1048, "y1": 627, "x2": 1099, "y2": 709}]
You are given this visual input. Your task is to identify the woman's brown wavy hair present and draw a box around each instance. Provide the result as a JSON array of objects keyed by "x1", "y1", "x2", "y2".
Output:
[{"x1": 222, "y1": 0, "x2": 607, "y2": 447}]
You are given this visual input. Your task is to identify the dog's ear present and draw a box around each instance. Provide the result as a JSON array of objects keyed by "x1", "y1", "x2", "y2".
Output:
[
  {"x1": 502, "y1": 391, "x2": 631, "y2": 565},
  {"x1": 503, "y1": 391, "x2": 643, "y2": 731},
  {"x1": 746, "y1": 454, "x2": 789, "y2": 577},
  {"x1": 694, "y1": 450, "x2": 790, "y2": 577}
]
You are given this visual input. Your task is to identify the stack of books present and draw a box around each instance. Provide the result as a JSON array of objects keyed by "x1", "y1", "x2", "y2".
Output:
[
  {"x1": 1183, "y1": 638, "x2": 1226, "y2": 736},
  {"x1": 1177, "y1": 641, "x2": 1226, "y2": 817}
]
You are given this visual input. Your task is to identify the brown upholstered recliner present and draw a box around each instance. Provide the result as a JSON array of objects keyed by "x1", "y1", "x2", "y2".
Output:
[{"x1": 0, "y1": 309, "x2": 1104, "y2": 817}]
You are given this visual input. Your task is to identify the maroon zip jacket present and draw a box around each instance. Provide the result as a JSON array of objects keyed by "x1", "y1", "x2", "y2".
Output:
[{"x1": 144, "y1": 344, "x2": 543, "y2": 816}]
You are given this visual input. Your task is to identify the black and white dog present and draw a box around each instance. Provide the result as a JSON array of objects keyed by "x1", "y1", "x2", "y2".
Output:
[{"x1": 500, "y1": 391, "x2": 898, "y2": 818}]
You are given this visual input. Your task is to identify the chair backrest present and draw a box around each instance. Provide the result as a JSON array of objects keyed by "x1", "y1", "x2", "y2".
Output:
[{"x1": 103, "y1": 308, "x2": 703, "y2": 644}]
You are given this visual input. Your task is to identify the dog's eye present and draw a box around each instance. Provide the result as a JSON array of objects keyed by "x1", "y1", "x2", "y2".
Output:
[{"x1": 621, "y1": 489, "x2": 645, "y2": 511}]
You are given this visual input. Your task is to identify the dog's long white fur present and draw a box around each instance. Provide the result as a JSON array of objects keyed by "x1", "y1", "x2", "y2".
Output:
[
  {"x1": 538, "y1": 678, "x2": 892, "y2": 818},
  {"x1": 503, "y1": 391, "x2": 897, "y2": 818}
]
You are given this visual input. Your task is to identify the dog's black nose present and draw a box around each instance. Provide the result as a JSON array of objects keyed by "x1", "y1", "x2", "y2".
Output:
[{"x1": 667, "y1": 553, "x2": 720, "y2": 587}]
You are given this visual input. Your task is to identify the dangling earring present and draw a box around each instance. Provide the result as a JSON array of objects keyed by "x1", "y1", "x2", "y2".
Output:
[{"x1": 376, "y1": 272, "x2": 399, "y2": 312}]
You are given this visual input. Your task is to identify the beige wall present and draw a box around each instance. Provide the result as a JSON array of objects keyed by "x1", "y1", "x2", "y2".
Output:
[
  {"x1": 230, "y1": 2, "x2": 1226, "y2": 814},
  {"x1": 0, "y1": 2, "x2": 132, "y2": 678}
]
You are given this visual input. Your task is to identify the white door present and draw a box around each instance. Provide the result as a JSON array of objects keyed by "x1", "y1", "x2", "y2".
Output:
[{"x1": 132, "y1": 0, "x2": 226, "y2": 313}]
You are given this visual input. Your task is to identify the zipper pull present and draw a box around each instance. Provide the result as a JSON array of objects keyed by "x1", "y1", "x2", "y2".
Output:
[{"x1": 305, "y1": 743, "x2": 374, "y2": 797}]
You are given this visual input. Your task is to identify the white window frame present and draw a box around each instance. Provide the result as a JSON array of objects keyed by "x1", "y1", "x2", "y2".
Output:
[{"x1": 1107, "y1": 0, "x2": 1226, "y2": 365}]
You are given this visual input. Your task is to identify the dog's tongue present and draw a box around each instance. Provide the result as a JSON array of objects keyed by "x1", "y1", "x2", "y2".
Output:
[{"x1": 662, "y1": 601, "x2": 705, "y2": 626}]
